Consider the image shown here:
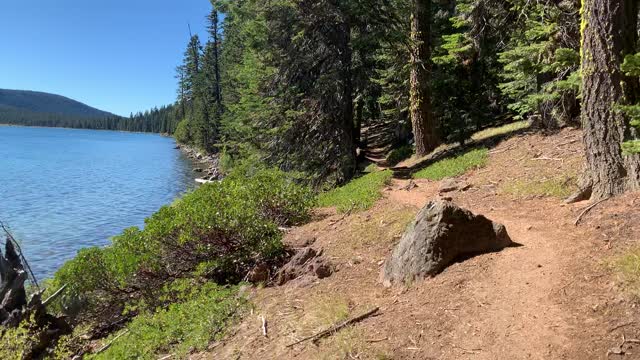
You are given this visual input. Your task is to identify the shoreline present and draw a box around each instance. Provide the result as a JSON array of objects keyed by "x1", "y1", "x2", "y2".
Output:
[
  {"x1": 176, "y1": 143, "x2": 222, "y2": 182},
  {"x1": 0, "y1": 123, "x2": 165, "y2": 136}
]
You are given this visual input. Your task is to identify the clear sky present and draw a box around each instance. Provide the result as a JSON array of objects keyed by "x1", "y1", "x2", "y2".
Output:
[{"x1": 0, "y1": 0, "x2": 213, "y2": 116}]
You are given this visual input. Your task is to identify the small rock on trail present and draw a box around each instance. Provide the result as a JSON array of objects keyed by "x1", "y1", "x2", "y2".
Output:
[
  {"x1": 275, "y1": 247, "x2": 332, "y2": 285},
  {"x1": 381, "y1": 199, "x2": 512, "y2": 286}
]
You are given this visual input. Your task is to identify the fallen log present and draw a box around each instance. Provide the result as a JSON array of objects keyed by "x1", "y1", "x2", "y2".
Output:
[{"x1": 286, "y1": 307, "x2": 380, "y2": 347}]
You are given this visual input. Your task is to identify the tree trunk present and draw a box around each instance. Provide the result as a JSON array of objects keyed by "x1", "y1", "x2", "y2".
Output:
[
  {"x1": 339, "y1": 20, "x2": 357, "y2": 181},
  {"x1": 211, "y1": 10, "x2": 222, "y2": 109},
  {"x1": 409, "y1": 0, "x2": 439, "y2": 157},
  {"x1": 580, "y1": 0, "x2": 640, "y2": 200}
]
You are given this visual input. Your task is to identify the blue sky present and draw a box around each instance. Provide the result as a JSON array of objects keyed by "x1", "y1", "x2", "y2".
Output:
[{"x1": 0, "y1": 0, "x2": 213, "y2": 116}]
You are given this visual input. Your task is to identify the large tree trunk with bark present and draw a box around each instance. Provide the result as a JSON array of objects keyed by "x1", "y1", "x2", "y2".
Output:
[
  {"x1": 338, "y1": 19, "x2": 357, "y2": 181},
  {"x1": 579, "y1": 0, "x2": 640, "y2": 200},
  {"x1": 409, "y1": 0, "x2": 439, "y2": 157}
]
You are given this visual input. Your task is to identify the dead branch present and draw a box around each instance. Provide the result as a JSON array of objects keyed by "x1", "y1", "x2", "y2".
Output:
[
  {"x1": 42, "y1": 284, "x2": 68, "y2": 307},
  {"x1": 574, "y1": 198, "x2": 610, "y2": 226},
  {"x1": 366, "y1": 337, "x2": 388, "y2": 343},
  {"x1": 532, "y1": 156, "x2": 563, "y2": 161},
  {"x1": 327, "y1": 203, "x2": 356, "y2": 228},
  {"x1": 607, "y1": 334, "x2": 640, "y2": 357},
  {"x1": 286, "y1": 307, "x2": 380, "y2": 348},
  {"x1": 0, "y1": 221, "x2": 39, "y2": 289},
  {"x1": 609, "y1": 321, "x2": 635, "y2": 333},
  {"x1": 95, "y1": 329, "x2": 129, "y2": 354}
]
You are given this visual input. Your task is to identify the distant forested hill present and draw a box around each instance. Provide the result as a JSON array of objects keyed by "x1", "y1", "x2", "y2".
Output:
[
  {"x1": 0, "y1": 89, "x2": 114, "y2": 118},
  {"x1": 0, "y1": 89, "x2": 178, "y2": 133}
]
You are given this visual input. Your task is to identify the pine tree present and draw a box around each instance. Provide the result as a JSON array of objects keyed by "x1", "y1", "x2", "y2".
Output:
[
  {"x1": 409, "y1": 0, "x2": 439, "y2": 157},
  {"x1": 579, "y1": 0, "x2": 640, "y2": 200}
]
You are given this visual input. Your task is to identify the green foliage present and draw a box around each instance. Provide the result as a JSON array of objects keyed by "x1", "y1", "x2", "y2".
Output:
[
  {"x1": 620, "y1": 54, "x2": 640, "y2": 154},
  {"x1": 496, "y1": 0, "x2": 580, "y2": 128},
  {"x1": 413, "y1": 148, "x2": 488, "y2": 180},
  {"x1": 0, "y1": 316, "x2": 35, "y2": 360},
  {"x1": 173, "y1": 118, "x2": 192, "y2": 145},
  {"x1": 318, "y1": 170, "x2": 393, "y2": 213},
  {"x1": 47, "y1": 168, "x2": 314, "y2": 316},
  {"x1": 89, "y1": 281, "x2": 245, "y2": 360}
]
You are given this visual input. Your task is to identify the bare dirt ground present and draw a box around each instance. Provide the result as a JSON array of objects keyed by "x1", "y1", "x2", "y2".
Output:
[{"x1": 201, "y1": 128, "x2": 640, "y2": 359}]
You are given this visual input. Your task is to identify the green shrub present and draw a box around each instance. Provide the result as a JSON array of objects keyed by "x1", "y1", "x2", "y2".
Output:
[
  {"x1": 47, "y1": 168, "x2": 315, "y2": 316},
  {"x1": 173, "y1": 118, "x2": 192, "y2": 144},
  {"x1": 89, "y1": 280, "x2": 245, "y2": 360},
  {"x1": 0, "y1": 316, "x2": 35, "y2": 360},
  {"x1": 413, "y1": 148, "x2": 488, "y2": 180},
  {"x1": 318, "y1": 170, "x2": 393, "y2": 213}
]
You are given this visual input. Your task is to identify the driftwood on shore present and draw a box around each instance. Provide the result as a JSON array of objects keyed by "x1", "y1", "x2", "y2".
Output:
[{"x1": 0, "y1": 224, "x2": 70, "y2": 358}]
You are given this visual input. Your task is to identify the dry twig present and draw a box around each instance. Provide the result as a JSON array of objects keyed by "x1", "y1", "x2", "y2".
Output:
[
  {"x1": 609, "y1": 321, "x2": 635, "y2": 333},
  {"x1": 286, "y1": 307, "x2": 380, "y2": 347},
  {"x1": 95, "y1": 329, "x2": 129, "y2": 354},
  {"x1": 574, "y1": 198, "x2": 610, "y2": 226}
]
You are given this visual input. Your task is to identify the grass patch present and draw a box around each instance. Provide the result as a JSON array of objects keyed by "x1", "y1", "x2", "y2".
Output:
[
  {"x1": 471, "y1": 121, "x2": 530, "y2": 141},
  {"x1": 413, "y1": 148, "x2": 488, "y2": 180},
  {"x1": 502, "y1": 177, "x2": 575, "y2": 198},
  {"x1": 386, "y1": 145, "x2": 414, "y2": 166},
  {"x1": 90, "y1": 281, "x2": 245, "y2": 360},
  {"x1": 318, "y1": 170, "x2": 393, "y2": 213},
  {"x1": 363, "y1": 163, "x2": 380, "y2": 173},
  {"x1": 345, "y1": 206, "x2": 416, "y2": 249},
  {"x1": 614, "y1": 249, "x2": 640, "y2": 297}
]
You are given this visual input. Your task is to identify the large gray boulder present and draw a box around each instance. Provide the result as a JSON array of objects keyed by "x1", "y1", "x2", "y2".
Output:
[{"x1": 381, "y1": 200, "x2": 512, "y2": 286}]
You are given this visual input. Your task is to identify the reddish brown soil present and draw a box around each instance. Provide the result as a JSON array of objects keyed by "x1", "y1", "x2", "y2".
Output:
[{"x1": 200, "y1": 129, "x2": 640, "y2": 359}]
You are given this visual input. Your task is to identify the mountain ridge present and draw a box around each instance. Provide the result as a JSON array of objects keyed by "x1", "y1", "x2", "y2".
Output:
[{"x1": 0, "y1": 88, "x2": 115, "y2": 118}]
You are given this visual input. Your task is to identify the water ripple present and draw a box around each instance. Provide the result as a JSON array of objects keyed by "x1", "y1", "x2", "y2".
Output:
[{"x1": 0, "y1": 126, "x2": 196, "y2": 279}]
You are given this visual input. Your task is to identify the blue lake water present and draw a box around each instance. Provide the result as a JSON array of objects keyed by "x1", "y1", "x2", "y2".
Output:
[{"x1": 0, "y1": 126, "x2": 196, "y2": 279}]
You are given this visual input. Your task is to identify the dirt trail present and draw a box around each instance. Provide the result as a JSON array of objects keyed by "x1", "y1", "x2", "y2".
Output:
[
  {"x1": 203, "y1": 129, "x2": 640, "y2": 359},
  {"x1": 386, "y1": 182, "x2": 580, "y2": 358}
]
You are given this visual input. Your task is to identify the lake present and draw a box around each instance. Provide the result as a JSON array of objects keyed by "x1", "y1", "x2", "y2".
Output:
[{"x1": 0, "y1": 126, "x2": 196, "y2": 279}]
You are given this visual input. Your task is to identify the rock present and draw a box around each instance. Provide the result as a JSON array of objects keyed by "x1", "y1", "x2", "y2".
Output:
[
  {"x1": 400, "y1": 180, "x2": 418, "y2": 191},
  {"x1": 193, "y1": 168, "x2": 204, "y2": 173},
  {"x1": 381, "y1": 200, "x2": 512, "y2": 286},
  {"x1": 438, "y1": 179, "x2": 471, "y2": 193},
  {"x1": 275, "y1": 247, "x2": 332, "y2": 285}
]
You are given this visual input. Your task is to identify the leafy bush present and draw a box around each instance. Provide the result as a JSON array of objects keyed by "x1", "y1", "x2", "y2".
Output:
[
  {"x1": 318, "y1": 170, "x2": 393, "y2": 213},
  {"x1": 46, "y1": 168, "x2": 315, "y2": 316},
  {"x1": 89, "y1": 281, "x2": 245, "y2": 360},
  {"x1": 173, "y1": 118, "x2": 192, "y2": 144},
  {"x1": 0, "y1": 316, "x2": 35, "y2": 360},
  {"x1": 413, "y1": 148, "x2": 488, "y2": 180}
]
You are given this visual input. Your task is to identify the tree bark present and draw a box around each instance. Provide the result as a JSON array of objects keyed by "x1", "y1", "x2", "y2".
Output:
[
  {"x1": 580, "y1": 0, "x2": 640, "y2": 200},
  {"x1": 339, "y1": 20, "x2": 357, "y2": 181},
  {"x1": 410, "y1": 0, "x2": 439, "y2": 157}
]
